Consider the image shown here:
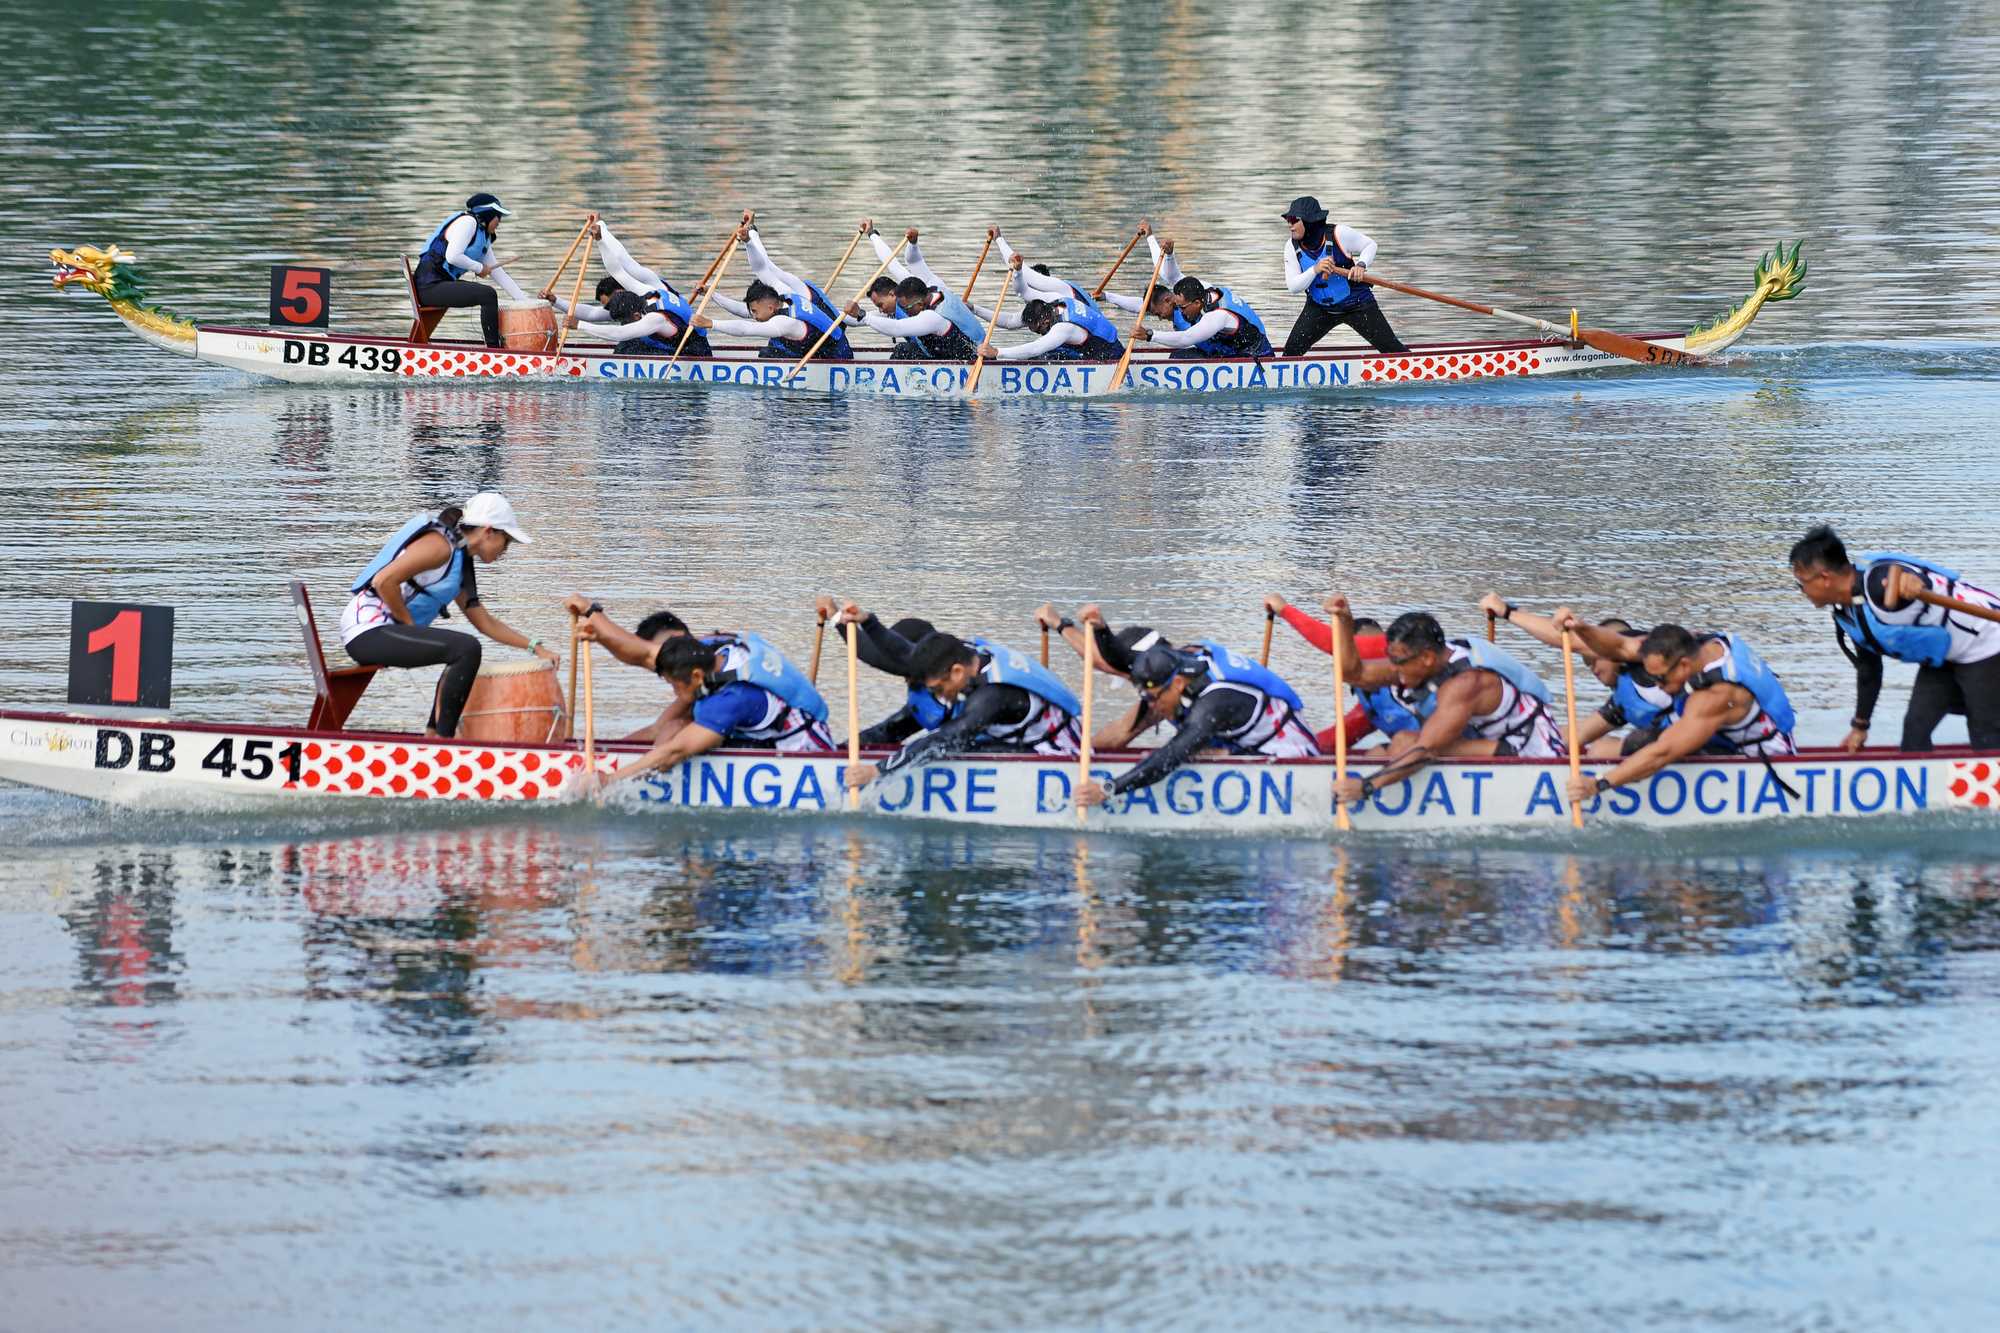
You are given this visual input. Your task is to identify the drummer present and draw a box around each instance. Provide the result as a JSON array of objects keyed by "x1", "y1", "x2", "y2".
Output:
[
  {"x1": 340, "y1": 493, "x2": 554, "y2": 737},
  {"x1": 411, "y1": 193, "x2": 533, "y2": 349}
]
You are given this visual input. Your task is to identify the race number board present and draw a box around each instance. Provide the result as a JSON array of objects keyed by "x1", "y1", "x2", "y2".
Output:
[
  {"x1": 269, "y1": 265, "x2": 331, "y2": 328},
  {"x1": 68, "y1": 601, "x2": 174, "y2": 710}
]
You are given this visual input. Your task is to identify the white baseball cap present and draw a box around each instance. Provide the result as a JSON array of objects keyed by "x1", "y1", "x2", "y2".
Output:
[{"x1": 460, "y1": 491, "x2": 533, "y2": 544}]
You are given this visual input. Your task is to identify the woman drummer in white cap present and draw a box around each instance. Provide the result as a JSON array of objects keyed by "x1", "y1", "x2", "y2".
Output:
[{"x1": 340, "y1": 492, "x2": 556, "y2": 737}]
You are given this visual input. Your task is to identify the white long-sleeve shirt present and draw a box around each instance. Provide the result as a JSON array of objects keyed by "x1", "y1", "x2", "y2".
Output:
[
  {"x1": 993, "y1": 322, "x2": 1087, "y2": 359},
  {"x1": 596, "y1": 221, "x2": 668, "y2": 298},
  {"x1": 439, "y1": 214, "x2": 529, "y2": 302},
  {"x1": 1101, "y1": 236, "x2": 1182, "y2": 313},
  {"x1": 1283, "y1": 223, "x2": 1379, "y2": 295},
  {"x1": 711, "y1": 314, "x2": 809, "y2": 342},
  {"x1": 1144, "y1": 307, "x2": 1240, "y2": 350},
  {"x1": 862, "y1": 307, "x2": 952, "y2": 342},
  {"x1": 994, "y1": 233, "x2": 1093, "y2": 305},
  {"x1": 968, "y1": 300, "x2": 1025, "y2": 331},
  {"x1": 746, "y1": 229, "x2": 813, "y2": 302}
]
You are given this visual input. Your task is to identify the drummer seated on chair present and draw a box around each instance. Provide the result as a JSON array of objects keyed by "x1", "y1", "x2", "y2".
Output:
[
  {"x1": 411, "y1": 193, "x2": 532, "y2": 348},
  {"x1": 341, "y1": 493, "x2": 555, "y2": 737}
]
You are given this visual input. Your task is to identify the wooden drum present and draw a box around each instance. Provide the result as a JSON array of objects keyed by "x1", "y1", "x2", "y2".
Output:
[
  {"x1": 460, "y1": 658, "x2": 568, "y2": 743},
  {"x1": 498, "y1": 298, "x2": 558, "y2": 353}
]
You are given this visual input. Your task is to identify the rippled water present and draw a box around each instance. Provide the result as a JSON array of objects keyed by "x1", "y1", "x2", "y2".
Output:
[{"x1": 4, "y1": 2, "x2": 2000, "y2": 1327}]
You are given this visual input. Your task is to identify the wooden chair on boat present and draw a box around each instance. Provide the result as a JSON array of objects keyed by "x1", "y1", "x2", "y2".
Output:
[
  {"x1": 402, "y1": 256, "x2": 447, "y2": 344},
  {"x1": 292, "y1": 580, "x2": 377, "y2": 730}
]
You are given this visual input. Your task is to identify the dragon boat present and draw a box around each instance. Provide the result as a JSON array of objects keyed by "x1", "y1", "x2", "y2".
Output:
[
  {"x1": 50, "y1": 241, "x2": 1806, "y2": 401},
  {"x1": 1, "y1": 705, "x2": 1992, "y2": 832}
]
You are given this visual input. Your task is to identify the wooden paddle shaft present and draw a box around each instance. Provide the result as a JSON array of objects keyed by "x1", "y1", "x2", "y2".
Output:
[
  {"x1": 823, "y1": 226, "x2": 867, "y2": 294},
  {"x1": 555, "y1": 231, "x2": 594, "y2": 356},
  {"x1": 1077, "y1": 622, "x2": 1095, "y2": 824},
  {"x1": 1260, "y1": 610, "x2": 1275, "y2": 666},
  {"x1": 845, "y1": 623, "x2": 861, "y2": 810},
  {"x1": 1107, "y1": 249, "x2": 1168, "y2": 393},
  {"x1": 1486, "y1": 610, "x2": 1497, "y2": 642},
  {"x1": 1913, "y1": 587, "x2": 2000, "y2": 627},
  {"x1": 1345, "y1": 267, "x2": 1703, "y2": 368},
  {"x1": 581, "y1": 635, "x2": 596, "y2": 774},
  {"x1": 1093, "y1": 228, "x2": 1144, "y2": 299},
  {"x1": 566, "y1": 611, "x2": 581, "y2": 736},
  {"x1": 808, "y1": 613, "x2": 827, "y2": 686},
  {"x1": 545, "y1": 214, "x2": 595, "y2": 299},
  {"x1": 1331, "y1": 621, "x2": 1351, "y2": 833},
  {"x1": 671, "y1": 233, "x2": 738, "y2": 367},
  {"x1": 969, "y1": 281, "x2": 1008, "y2": 396},
  {"x1": 963, "y1": 236, "x2": 993, "y2": 303},
  {"x1": 790, "y1": 240, "x2": 906, "y2": 382},
  {"x1": 1561, "y1": 628, "x2": 1584, "y2": 829},
  {"x1": 1040, "y1": 624, "x2": 1050, "y2": 667}
]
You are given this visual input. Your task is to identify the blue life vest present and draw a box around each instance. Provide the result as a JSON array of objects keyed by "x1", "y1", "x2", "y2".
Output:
[
  {"x1": 906, "y1": 684, "x2": 954, "y2": 731},
  {"x1": 767, "y1": 292, "x2": 852, "y2": 359},
  {"x1": 1610, "y1": 669, "x2": 1672, "y2": 730},
  {"x1": 653, "y1": 282, "x2": 698, "y2": 330},
  {"x1": 1296, "y1": 231, "x2": 1354, "y2": 308},
  {"x1": 420, "y1": 212, "x2": 491, "y2": 281},
  {"x1": 1059, "y1": 295, "x2": 1123, "y2": 348},
  {"x1": 350, "y1": 512, "x2": 464, "y2": 626},
  {"x1": 967, "y1": 637, "x2": 1082, "y2": 717},
  {"x1": 1834, "y1": 552, "x2": 1960, "y2": 668},
  {"x1": 1398, "y1": 639, "x2": 1552, "y2": 718},
  {"x1": 1191, "y1": 640, "x2": 1306, "y2": 712},
  {"x1": 934, "y1": 288, "x2": 987, "y2": 345},
  {"x1": 711, "y1": 632, "x2": 830, "y2": 722},
  {"x1": 1174, "y1": 286, "x2": 1273, "y2": 357},
  {"x1": 1060, "y1": 282, "x2": 1111, "y2": 323},
  {"x1": 1677, "y1": 633, "x2": 1797, "y2": 739},
  {"x1": 1360, "y1": 684, "x2": 1421, "y2": 735}
]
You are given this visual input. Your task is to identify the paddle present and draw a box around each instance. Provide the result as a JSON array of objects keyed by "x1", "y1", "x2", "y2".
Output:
[
  {"x1": 555, "y1": 227, "x2": 595, "y2": 357},
  {"x1": 1342, "y1": 269, "x2": 1708, "y2": 369},
  {"x1": 1107, "y1": 248, "x2": 1168, "y2": 393},
  {"x1": 581, "y1": 631, "x2": 597, "y2": 781},
  {"x1": 670, "y1": 226, "x2": 742, "y2": 367},
  {"x1": 824, "y1": 222, "x2": 867, "y2": 294},
  {"x1": 969, "y1": 276, "x2": 1009, "y2": 397},
  {"x1": 808, "y1": 609, "x2": 828, "y2": 685},
  {"x1": 963, "y1": 234, "x2": 994, "y2": 303},
  {"x1": 1093, "y1": 223, "x2": 1146, "y2": 299},
  {"x1": 1331, "y1": 614, "x2": 1351, "y2": 833},
  {"x1": 566, "y1": 609, "x2": 581, "y2": 739},
  {"x1": 1487, "y1": 610, "x2": 1497, "y2": 643},
  {"x1": 1561, "y1": 628, "x2": 1584, "y2": 829},
  {"x1": 542, "y1": 213, "x2": 597, "y2": 305},
  {"x1": 1903, "y1": 586, "x2": 2000, "y2": 628},
  {"x1": 1077, "y1": 621, "x2": 1095, "y2": 825},
  {"x1": 1260, "y1": 608, "x2": 1276, "y2": 666},
  {"x1": 788, "y1": 239, "x2": 907, "y2": 383},
  {"x1": 1040, "y1": 624, "x2": 1051, "y2": 667},
  {"x1": 845, "y1": 616, "x2": 861, "y2": 810}
]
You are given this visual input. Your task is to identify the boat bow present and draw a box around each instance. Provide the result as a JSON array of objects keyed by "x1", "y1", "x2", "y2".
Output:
[{"x1": 51, "y1": 244, "x2": 198, "y2": 356}]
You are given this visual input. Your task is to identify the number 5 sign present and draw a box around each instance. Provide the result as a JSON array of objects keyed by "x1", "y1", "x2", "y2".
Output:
[
  {"x1": 269, "y1": 265, "x2": 331, "y2": 328},
  {"x1": 69, "y1": 602, "x2": 175, "y2": 710}
]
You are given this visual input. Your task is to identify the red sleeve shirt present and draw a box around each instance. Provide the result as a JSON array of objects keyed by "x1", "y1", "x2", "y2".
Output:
[{"x1": 1278, "y1": 604, "x2": 1386, "y2": 660}]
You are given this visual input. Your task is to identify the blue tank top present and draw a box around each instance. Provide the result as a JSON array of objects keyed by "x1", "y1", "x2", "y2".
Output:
[
  {"x1": 350, "y1": 512, "x2": 465, "y2": 626},
  {"x1": 420, "y1": 212, "x2": 490, "y2": 281}
]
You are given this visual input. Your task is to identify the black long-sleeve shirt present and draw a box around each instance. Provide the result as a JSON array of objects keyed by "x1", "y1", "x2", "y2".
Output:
[
  {"x1": 875, "y1": 683, "x2": 1037, "y2": 778},
  {"x1": 1106, "y1": 688, "x2": 1259, "y2": 793}
]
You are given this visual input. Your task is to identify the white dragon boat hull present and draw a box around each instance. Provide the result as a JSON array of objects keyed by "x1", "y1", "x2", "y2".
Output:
[{"x1": 6, "y1": 709, "x2": 1994, "y2": 834}]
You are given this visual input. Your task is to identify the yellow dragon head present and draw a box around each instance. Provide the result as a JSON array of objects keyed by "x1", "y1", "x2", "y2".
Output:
[
  {"x1": 1685, "y1": 240, "x2": 1807, "y2": 354},
  {"x1": 51, "y1": 244, "x2": 144, "y2": 298}
]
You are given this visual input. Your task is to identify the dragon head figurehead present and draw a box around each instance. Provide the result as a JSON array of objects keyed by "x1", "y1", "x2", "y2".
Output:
[
  {"x1": 50, "y1": 243, "x2": 197, "y2": 351},
  {"x1": 1685, "y1": 240, "x2": 1807, "y2": 355}
]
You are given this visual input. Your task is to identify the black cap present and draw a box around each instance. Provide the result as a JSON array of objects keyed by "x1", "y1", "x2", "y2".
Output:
[
  {"x1": 465, "y1": 192, "x2": 513, "y2": 218},
  {"x1": 1130, "y1": 643, "x2": 1194, "y2": 690},
  {"x1": 1281, "y1": 195, "x2": 1327, "y2": 224}
]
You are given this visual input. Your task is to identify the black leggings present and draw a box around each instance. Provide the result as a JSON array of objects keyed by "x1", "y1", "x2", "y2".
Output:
[
  {"x1": 346, "y1": 625, "x2": 483, "y2": 736},
  {"x1": 415, "y1": 279, "x2": 501, "y2": 347},
  {"x1": 1283, "y1": 294, "x2": 1407, "y2": 355},
  {"x1": 1902, "y1": 654, "x2": 2000, "y2": 749}
]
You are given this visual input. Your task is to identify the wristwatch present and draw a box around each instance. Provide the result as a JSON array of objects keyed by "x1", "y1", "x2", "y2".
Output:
[
  {"x1": 1502, "y1": 603, "x2": 1517, "y2": 621},
  {"x1": 1058, "y1": 616, "x2": 1076, "y2": 632},
  {"x1": 1356, "y1": 777, "x2": 1377, "y2": 801},
  {"x1": 1850, "y1": 717, "x2": 1870, "y2": 731},
  {"x1": 1594, "y1": 777, "x2": 1613, "y2": 794},
  {"x1": 586, "y1": 601, "x2": 604, "y2": 617}
]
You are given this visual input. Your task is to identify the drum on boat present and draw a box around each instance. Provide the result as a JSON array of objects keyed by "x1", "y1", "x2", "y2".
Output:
[
  {"x1": 497, "y1": 299, "x2": 557, "y2": 353},
  {"x1": 459, "y1": 657, "x2": 567, "y2": 743}
]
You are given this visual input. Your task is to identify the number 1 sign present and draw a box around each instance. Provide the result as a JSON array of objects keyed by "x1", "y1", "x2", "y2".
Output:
[{"x1": 68, "y1": 602, "x2": 175, "y2": 710}]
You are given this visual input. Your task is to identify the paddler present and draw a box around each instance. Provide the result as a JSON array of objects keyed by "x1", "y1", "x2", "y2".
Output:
[
  {"x1": 814, "y1": 596, "x2": 958, "y2": 745},
  {"x1": 976, "y1": 256, "x2": 1125, "y2": 363},
  {"x1": 1555, "y1": 615, "x2": 1798, "y2": 809},
  {"x1": 1323, "y1": 603, "x2": 1564, "y2": 812},
  {"x1": 560, "y1": 597, "x2": 695, "y2": 739},
  {"x1": 845, "y1": 222, "x2": 986, "y2": 360},
  {"x1": 1077, "y1": 625, "x2": 1318, "y2": 809},
  {"x1": 845, "y1": 624, "x2": 1084, "y2": 794},
  {"x1": 1278, "y1": 195, "x2": 1407, "y2": 356},
  {"x1": 1034, "y1": 603, "x2": 1164, "y2": 682},
  {"x1": 1262, "y1": 595, "x2": 1414, "y2": 751},
  {"x1": 411, "y1": 193, "x2": 532, "y2": 349},
  {"x1": 340, "y1": 493, "x2": 553, "y2": 737},
  {"x1": 548, "y1": 220, "x2": 711, "y2": 356},
  {"x1": 1788, "y1": 525, "x2": 2000, "y2": 750},
  {"x1": 1478, "y1": 593, "x2": 1674, "y2": 757},
  {"x1": 1125, "y1": 229, "x2": 1274, "y2": 359},
  {"x1": 698, "y1": 215, "x2": 854, "y2": 360}
]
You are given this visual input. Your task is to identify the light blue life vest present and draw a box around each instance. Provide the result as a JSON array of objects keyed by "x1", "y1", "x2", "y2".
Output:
[
  {"x1": 710, "y1": 632, "x2": 830, "y2": 722},
  {"x1": 1397, "y1": 638, "x2": 1551, "y2": 719},
  {"x1": 1834, "y1": 552, "x2": 1960, "y2": 668},
  {"x1": 420, "y1": 212, "x2": 490, "y2": 281},
  {"x1": 1173, "y1": 286, "x2": 1273, "y2": 357},
  {"x1": 1059, "y1": 295, "x2": 1123, "y2": 347},
  {"x1": 653, "y1": 282, "x2": 697, "y2": 330},
  {"x1": 1610, "y1": 669, "x2": 1673, "y2": 730},
  {"x1": 1677, "y1": 633, "x2": 1797, "y2": 743},
  {"x1": 967, "y1": 637, "x2": 1082, "y2": 717},
  {"x1": 1191, "y1": 640, "x2": 1306, "y2": 712},
  {"x1": 906, "y1": 685, "x2": 954, "y2": 731},
  {"x1": 934, "y1": 288, "x2": 987, "y2": 345},
  {"x1": 1360, "y1": 684, "x2": 1421, "y2": 735},
  {"x1": 1295, "y1": 231, "x2": 1354, "y2": 308},
  {"x1": 350, "y1": 511, "x2": 465, "y2": 626},
  {"x1": 767, "y1": 292, "x2": 852, "y2": 358}
]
